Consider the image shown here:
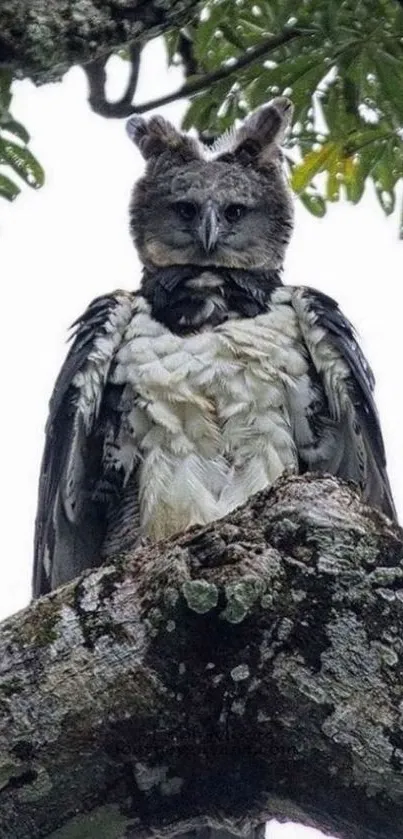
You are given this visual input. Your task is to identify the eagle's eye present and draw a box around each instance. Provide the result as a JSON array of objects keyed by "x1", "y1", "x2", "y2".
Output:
[
  {"x1": 224, "y1": 203, "x2": 248, "y2": 223},
  {"x1": 173, "y1": 200, "x2": 198, "y2": 221}
]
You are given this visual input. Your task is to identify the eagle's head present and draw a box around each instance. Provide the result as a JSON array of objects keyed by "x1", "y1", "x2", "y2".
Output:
[{"x1": 127, "y1": 98, "x2": 294, "y2": 274}]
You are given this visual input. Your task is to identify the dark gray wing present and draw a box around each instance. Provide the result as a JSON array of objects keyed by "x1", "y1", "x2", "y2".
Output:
[
  {"x1": 33, "y1": 291, "x2": 136, "y2": 598},
  {"x1": 291, "y1": 287, "x2": 397, "y2": 521}
]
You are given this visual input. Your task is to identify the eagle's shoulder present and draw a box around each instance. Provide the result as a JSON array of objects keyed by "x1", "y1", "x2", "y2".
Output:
[
  {"x1": 33, "y1": 289, "x2": 139, "y2": 597},
  {"x1": 289, "y1": 284, "x2": 396, "y2": 520},
  {"x1": 49, "y1": 290, "x2": 137, "y2": 422},
  {"x1": 291, "y1": 284, "x2": 378, "y2": 423}
]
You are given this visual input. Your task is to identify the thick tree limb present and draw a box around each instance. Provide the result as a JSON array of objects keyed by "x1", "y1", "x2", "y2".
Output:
[
  {"x1": 0, "y1": 0, "x2": 201, "y2": 81},
  {"x1": 1, "y1": 474, "x2": 403, "y2": 839}
]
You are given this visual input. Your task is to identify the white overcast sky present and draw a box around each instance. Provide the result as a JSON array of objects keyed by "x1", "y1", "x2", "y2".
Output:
[{"x1": 0, "y1": 38, "x2": 402, "y2": 839}]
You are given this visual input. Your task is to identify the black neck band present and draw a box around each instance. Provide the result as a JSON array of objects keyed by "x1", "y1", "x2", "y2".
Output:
[{"x1": 141, "y1": 265, "x2": 283, "y2": 333}]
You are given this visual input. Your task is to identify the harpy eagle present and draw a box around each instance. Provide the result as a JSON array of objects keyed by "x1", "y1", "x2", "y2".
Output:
[{"x1": 33, "y1": 98, "x2": 396, "y2": 598}]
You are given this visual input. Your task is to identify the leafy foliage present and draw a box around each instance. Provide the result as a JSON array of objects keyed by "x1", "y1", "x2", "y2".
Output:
[
  {"x1": 165, "y1": 0, "x2": 403, "y2": 232},
  {"x1": 2, "y1": 0, "x2": 403, "y2": 230},
  {"x1": 0, "y1": 70, "x2": 44, "y2": 203}
]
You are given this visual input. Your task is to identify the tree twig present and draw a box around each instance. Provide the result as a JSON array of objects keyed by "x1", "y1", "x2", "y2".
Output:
[
  {"x1": 128, "y1": 27, "x2": 312, "y2": 116},
  {"x1": 85, "y1": 44, "x2": 142, "y2": 118}
]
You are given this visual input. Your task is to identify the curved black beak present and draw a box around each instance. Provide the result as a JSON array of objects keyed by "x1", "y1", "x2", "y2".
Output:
[{"x1": 198, "y1": 200, "x2": 219, "y2": 252}]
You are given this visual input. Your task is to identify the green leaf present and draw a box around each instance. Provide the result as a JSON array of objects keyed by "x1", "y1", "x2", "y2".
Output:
[
  {"x1": 322, "y1": 77, "x2": 360, "y2": 136},
  {"x1": 0, "y1": 138, "x2": 44, "y2": 188},
  {"x1": 374, "y1": 51, "x2": 403, "y2": 121},
  {"x1": 344, "y1": 126, "x2": 393, "y2": 155},
  {"x1": 375, "y1": 186, "x2": 395, "y2": 215},
  {"x1": 194, "y1": 1, "x2": 240, "y2": 70},
  {"x1": 0, "y1": 115, "x2": 30, "y2": 144},
  {"x1": 344, "y1": 156, "x2": 366, "y2": 204},
  {"x1": 0, "y1": 172, "x2": 20, "y2": 201},
  {"x1": 291, "y1": 144, "x2": 338, "y2": 192},
  {"x1": 326, "y1": 169, "x2": 340, "y2": 201},
  {"x1": 372, "y1": 141, "x2": 400, "y2": 193},
  {"x1": 299, "y1": 190, "x2": 327, "y2": 217},
  {"x1": 0, "y1": 72, "x2": 43, "y2": 203},
  {"x1": 220, "y1": 22, "x2": 246, "y2": 52},
  {"x1": 250, "y1": 53, "x2": 324, "y2": 98},
  {"x1": 181, "y1": 95, "x2": 219, "y2": 132}
]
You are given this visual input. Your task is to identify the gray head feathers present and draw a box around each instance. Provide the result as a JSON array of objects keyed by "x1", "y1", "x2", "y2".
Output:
[
  {"x1": 209, "y1": 96, "x2": 293, "y2": 159},
  {"x1": 126, "y1": 113, "x2": 201, "y2": 161},
  {"x1": 127, "y1": 98, "x2": 295, "y2": 273},
  {"x1": 126, "y1": 97, "x2": 293, "y2": 166}
]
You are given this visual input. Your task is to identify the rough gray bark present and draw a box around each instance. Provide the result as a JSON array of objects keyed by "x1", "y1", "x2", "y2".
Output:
[
  {"x1": 1, "y1": 474, "x2": 403, "y2": 839},
  {"x1": 0, "y1": 0, "x2": 200, "y2": 81}
]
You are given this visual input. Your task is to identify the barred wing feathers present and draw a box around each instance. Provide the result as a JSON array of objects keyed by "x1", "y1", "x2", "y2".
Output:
[
  {"x1": 33, "y1": 292, "x2": 136, "y2": 598},
  {"x1": 292, "y1": 287, "x2": 396, "y2": 521}
]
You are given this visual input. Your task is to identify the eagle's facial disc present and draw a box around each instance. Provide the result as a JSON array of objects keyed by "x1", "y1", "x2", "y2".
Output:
[{"x1": 130, "y1": 158, "x2": 294, "y2": 272}]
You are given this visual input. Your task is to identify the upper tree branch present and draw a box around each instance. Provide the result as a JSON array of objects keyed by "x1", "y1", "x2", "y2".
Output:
[
  {"x1": 0, "y1": 0, "x2": 201, "y2": 82},
  {"x1": 1, "y1": 474, "x2": 403, "y2": 839}
]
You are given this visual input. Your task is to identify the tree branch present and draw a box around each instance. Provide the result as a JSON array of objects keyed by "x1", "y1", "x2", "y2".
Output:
[
  {"x1": 1, "y1": 474, "x2": 403, "y2": 839},
  {"x1": 0, "y1": 0, "x2": 201, "y2": 82},
  {"x1": 83, "y1": 26, "x2": 310, "y2": 122},
  {"x1": 85, "y1": 44, "x2": 142, "y2": 118},
  {"x1": 177, "y1": 30, "x2": 199, "y2": 79},
  {"x1": 127, "y1": 27, "x2": 309, "y2": 116}
]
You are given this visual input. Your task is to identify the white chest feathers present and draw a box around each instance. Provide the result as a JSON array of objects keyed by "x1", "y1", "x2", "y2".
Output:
[{"x1": 111, "y1": 290, "x2": 311, "y2": 540}]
